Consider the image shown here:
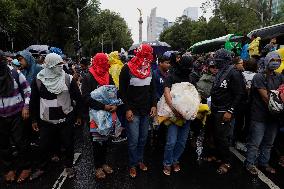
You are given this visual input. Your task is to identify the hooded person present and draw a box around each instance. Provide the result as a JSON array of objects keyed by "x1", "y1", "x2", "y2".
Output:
[
  {"x1": 0, "y1": 51, "x2": 14, "y2": 97},
  {"x1": 248, "y1": 35, "x2": 261, "y2": 58},
  {"x1": 162, "y1": 55, "x2": 195, "y2": 176},
  {"x1": 108, "y1": 51, "x2": 124, "y2": 88},
  {"x1": 81, "y1": 53, "x2": 117, "y2": 179},
  {"x1": 29, "y1": 53, "x2": 82, "y2": 180},
  {"x1": 209, "y1": 48, "x2": 246, "y2": 175},
  {"x1": 127, "y1": 44, "x2": 153, "y2": 79},
  {"x1": 0, "y1": 50, "x2": 32, "y2": 183},
  {"x1": 17, "y1": 50, "x2": 42, "y2": 84},
  {"x1": 119, "y1": 44, "x2": 157, "y2": 178},
  {"x1": 245, "y1": 51, "x2": 284, "y2": 176}
]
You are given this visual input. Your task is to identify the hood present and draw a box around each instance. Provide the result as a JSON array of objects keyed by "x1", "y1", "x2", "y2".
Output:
[
  {"x1": 264, "y1": 51, "x2": 281, "y2": 67},
  {"x1": 18, "y1": 50, "x2": 37, "y2": 67},
  {"x1": 109, "y1": 51, "x2": 123, "y2": 66}
]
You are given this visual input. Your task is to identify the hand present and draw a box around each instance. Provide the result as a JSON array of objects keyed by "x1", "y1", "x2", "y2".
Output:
[
  {"x1": 73, "y1": 73, "x2": 79, "y2": 81},
  {"x1": 75, "y1": 118, "x2": 82, "y2": 126},
  {"x1": 22, "y1": 107, "x2": 29, "y2": 120},
  {"x1": 150, "y1": 107, "x2": 157, "y2": 117},
  {"x1": 104, "y1": 105, "x2": 112, "y2": 111},
  {"x1": 104, "y1": 105, "x2": 117, "y2": 112},
  {"x1": 169, "y1": 105, "x2": 182, "y2": 118},
  {"x1": 223, "y1": 112, "x2": 232, "y2": 122},
  {"x1": 109, "y1": 105, "x2": 117, "y2": 113},
  {"x1": 126, "y1": 110, "x2": 134, "y2": 122},
  {"x1": 32, "y1": 122, "x2": 39, "y2": 132}
]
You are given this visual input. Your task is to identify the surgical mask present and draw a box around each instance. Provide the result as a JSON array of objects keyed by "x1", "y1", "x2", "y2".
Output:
[{"x1": 267, "y1": 61, "x2": 281, "y2": 71}]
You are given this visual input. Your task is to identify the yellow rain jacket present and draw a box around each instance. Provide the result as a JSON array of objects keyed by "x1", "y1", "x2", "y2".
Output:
[
  {"x1": 248, "y1": 37, "x2": 261, "y2": 57},
  {"x1": 108, "y1": 51, "x2": 124, "y2": 88},
  {"x1": 275, "y1": 48, "x2": 284, "y2": 74}
]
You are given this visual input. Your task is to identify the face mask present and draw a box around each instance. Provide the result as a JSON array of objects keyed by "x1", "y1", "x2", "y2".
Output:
[
  {"x1": 267, "y1": 61, "x2": 281, "y2": 71},
  {"x1": 53, "y1": 64, "x2": 63, "y2": 75}
]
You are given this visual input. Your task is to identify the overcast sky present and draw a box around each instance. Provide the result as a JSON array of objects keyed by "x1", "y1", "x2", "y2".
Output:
[{"x1": 100, "y1": 0, "x2": 212, "y2": 44}]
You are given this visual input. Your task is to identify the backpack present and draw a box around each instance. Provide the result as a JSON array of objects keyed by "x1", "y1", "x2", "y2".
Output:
[
  {"x1": 263, "y1": 73, "x2": 284, "y2": 114},
  {"x1": 268, "y1": 90, "x2": 284, "y2": 114},
  {"x1": 11, "y1": 69, "x2": 25, "y2": 100}
]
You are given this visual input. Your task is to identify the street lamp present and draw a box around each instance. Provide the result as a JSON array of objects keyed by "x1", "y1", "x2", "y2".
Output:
[{"x1": 76, "y1": 3, "x2": 94, "y2": 42}]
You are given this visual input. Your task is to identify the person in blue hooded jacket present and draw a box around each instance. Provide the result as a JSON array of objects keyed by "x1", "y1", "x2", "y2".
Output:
[{"x1": 17, "y1": 50, "x2": 42, "y2": 84}]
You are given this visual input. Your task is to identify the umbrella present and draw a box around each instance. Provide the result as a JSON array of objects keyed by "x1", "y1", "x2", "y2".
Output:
[
  {"x1": 128, "y1": 41, "x2": 171, "y2": 56},
  {"x1": 26, "y1": 45, "x2": 49, "y2": 56},
  {"x1": 229, "y1": 35, "x2": 250, "y2": 43},
  {"x1": 247, "y1": 23, "x2": 284, "y2": 40}
]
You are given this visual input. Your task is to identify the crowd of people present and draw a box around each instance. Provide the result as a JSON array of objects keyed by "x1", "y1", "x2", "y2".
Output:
[{"x1": 0, "y1": 35, "x2": 284, "y2": 184}]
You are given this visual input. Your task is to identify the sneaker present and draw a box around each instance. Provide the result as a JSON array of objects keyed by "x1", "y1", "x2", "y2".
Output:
[
  {"x1": 173, "y1": 163, "x2": 181, "y2": 172},
  {"x1": 138, "y1": 162, "x2": 148, "y2": 171},
  {"x1": 163, "y1": 166, "x2": 171, "y2": 176},
  {"x1": 66, "y1": 168, "x2": 75, "y2": 178},
  {"x1": 112, "y1": 136, "x2": 127, "y2": 143},
  {"x1": 129, "y1": 167, "x2": 137, "y2": 178}
]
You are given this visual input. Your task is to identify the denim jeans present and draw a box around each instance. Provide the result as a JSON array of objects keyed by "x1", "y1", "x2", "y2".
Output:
[
  {"x1": 163, "y1": 121, "x2": 191, "y2": 166},
  {"x1": 245, "y1": 120, "x2": 278, "y2": 168},
  {"x1": 127, "y1": 115, "x2": 149, "y2": 167}
]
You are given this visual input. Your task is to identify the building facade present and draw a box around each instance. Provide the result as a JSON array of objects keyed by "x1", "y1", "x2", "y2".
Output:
[
  {"x1": 272, "y1": 0, "x2": 283, "y2": 15},
  {"x1": 182, "y1": 7, "x2": 199, "y2": 21},
  {"x1": 147, "y1": 7, "x2": 169, "y2": 41}
]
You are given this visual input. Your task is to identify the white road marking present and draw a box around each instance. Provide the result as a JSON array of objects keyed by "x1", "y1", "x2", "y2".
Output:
[
  {"x1": 51, "y1": 152, "x2": 81, "y2": 189},
  {"x1": 230, "y1": 147, "x2": 280, "y2": 189}
]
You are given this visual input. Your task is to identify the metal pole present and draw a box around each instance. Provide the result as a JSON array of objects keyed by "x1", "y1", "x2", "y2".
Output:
[
  {"x1": 101, "y1": 34, "x2": 104, "y2": 52},
  {"x1": 111, "y1": 41, "x2": 113, "y2": 52},
  {"x1": 11, "y1": 38, "x2": 14, "y2": 51},
  {"x1": 77, "y1": 8, "x2": 80, "y2": 42}
]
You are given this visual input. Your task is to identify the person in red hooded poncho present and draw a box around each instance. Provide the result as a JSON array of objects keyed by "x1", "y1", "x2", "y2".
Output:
[
  {"x1": 119, "y1": 44, "x2": 157, "y2": 178},
  {"x1": 81, "y1": 53, "x2": 117, "y2": 179}
]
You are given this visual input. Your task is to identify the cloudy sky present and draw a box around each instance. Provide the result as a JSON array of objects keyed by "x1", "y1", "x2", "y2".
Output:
[{"x1": 100, "y1": 0, "x2": 212, "y2": 44}]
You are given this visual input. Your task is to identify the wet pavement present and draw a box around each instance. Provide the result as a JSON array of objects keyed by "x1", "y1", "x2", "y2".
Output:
[{"x1": 1, "y1": 124, "x2": 283, "y2": 189}]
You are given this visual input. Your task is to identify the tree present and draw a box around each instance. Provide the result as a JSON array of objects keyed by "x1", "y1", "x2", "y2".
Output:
[
  {"x1": 83, "y1": 9, "x2": 133, "y2": 55},
  {"x1": 1, "y1": 0, "x2": 133, "y2": 56}
]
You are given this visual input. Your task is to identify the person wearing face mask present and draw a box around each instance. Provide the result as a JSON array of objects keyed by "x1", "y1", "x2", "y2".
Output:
[
  {"x1": 29, "y1": 53, "x2": 82, "y2": 180},
  {"x1": 162, "y1": 55, "x2": 194, "y2": 176},
  {"x1": 81, "y1": 53, "x2": 118, "y2": 179},
  {"x1": 245, "y1": 51, "x2": 284, "y2": 176},
  {"x1": 210, "y1": 49, "x2": 246, "y2": 175},
  {"x1": 119, "y1": 44, "x2": 157, "y2": 178}
]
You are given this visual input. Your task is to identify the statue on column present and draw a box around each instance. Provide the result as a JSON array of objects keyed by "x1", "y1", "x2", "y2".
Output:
[{"x1": 137, "y1": 8, "x2": 143, "y2": 43}]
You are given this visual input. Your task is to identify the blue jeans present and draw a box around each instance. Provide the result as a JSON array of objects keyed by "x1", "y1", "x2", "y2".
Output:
[
  {"x1": 163, "y1": 121, "x2": 191, "y2": 166},
  {"x1": 245, "y1": 120, "x2": 278, "y2": 168},
  {"x1": 127, "y1": 115, "x2": 149, "y2": 167}
]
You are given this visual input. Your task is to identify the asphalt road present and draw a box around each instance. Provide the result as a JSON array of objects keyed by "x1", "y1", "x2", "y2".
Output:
[{"x1": 1, "y1": 124, "x2": 283, "y2": 189}]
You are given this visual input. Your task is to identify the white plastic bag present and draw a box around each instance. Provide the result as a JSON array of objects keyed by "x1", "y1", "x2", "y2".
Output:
[{"x1": 157, "y1": 82, "x2": 200, "y2": 120}]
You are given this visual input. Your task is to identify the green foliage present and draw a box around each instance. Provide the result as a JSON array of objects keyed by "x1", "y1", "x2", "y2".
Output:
[
  {"x1": 0, "y1": 0, "x2": 133, "y2": 56},
  {"x1": 160, "y1": 0, "x2": 284, "y2": 50}
]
